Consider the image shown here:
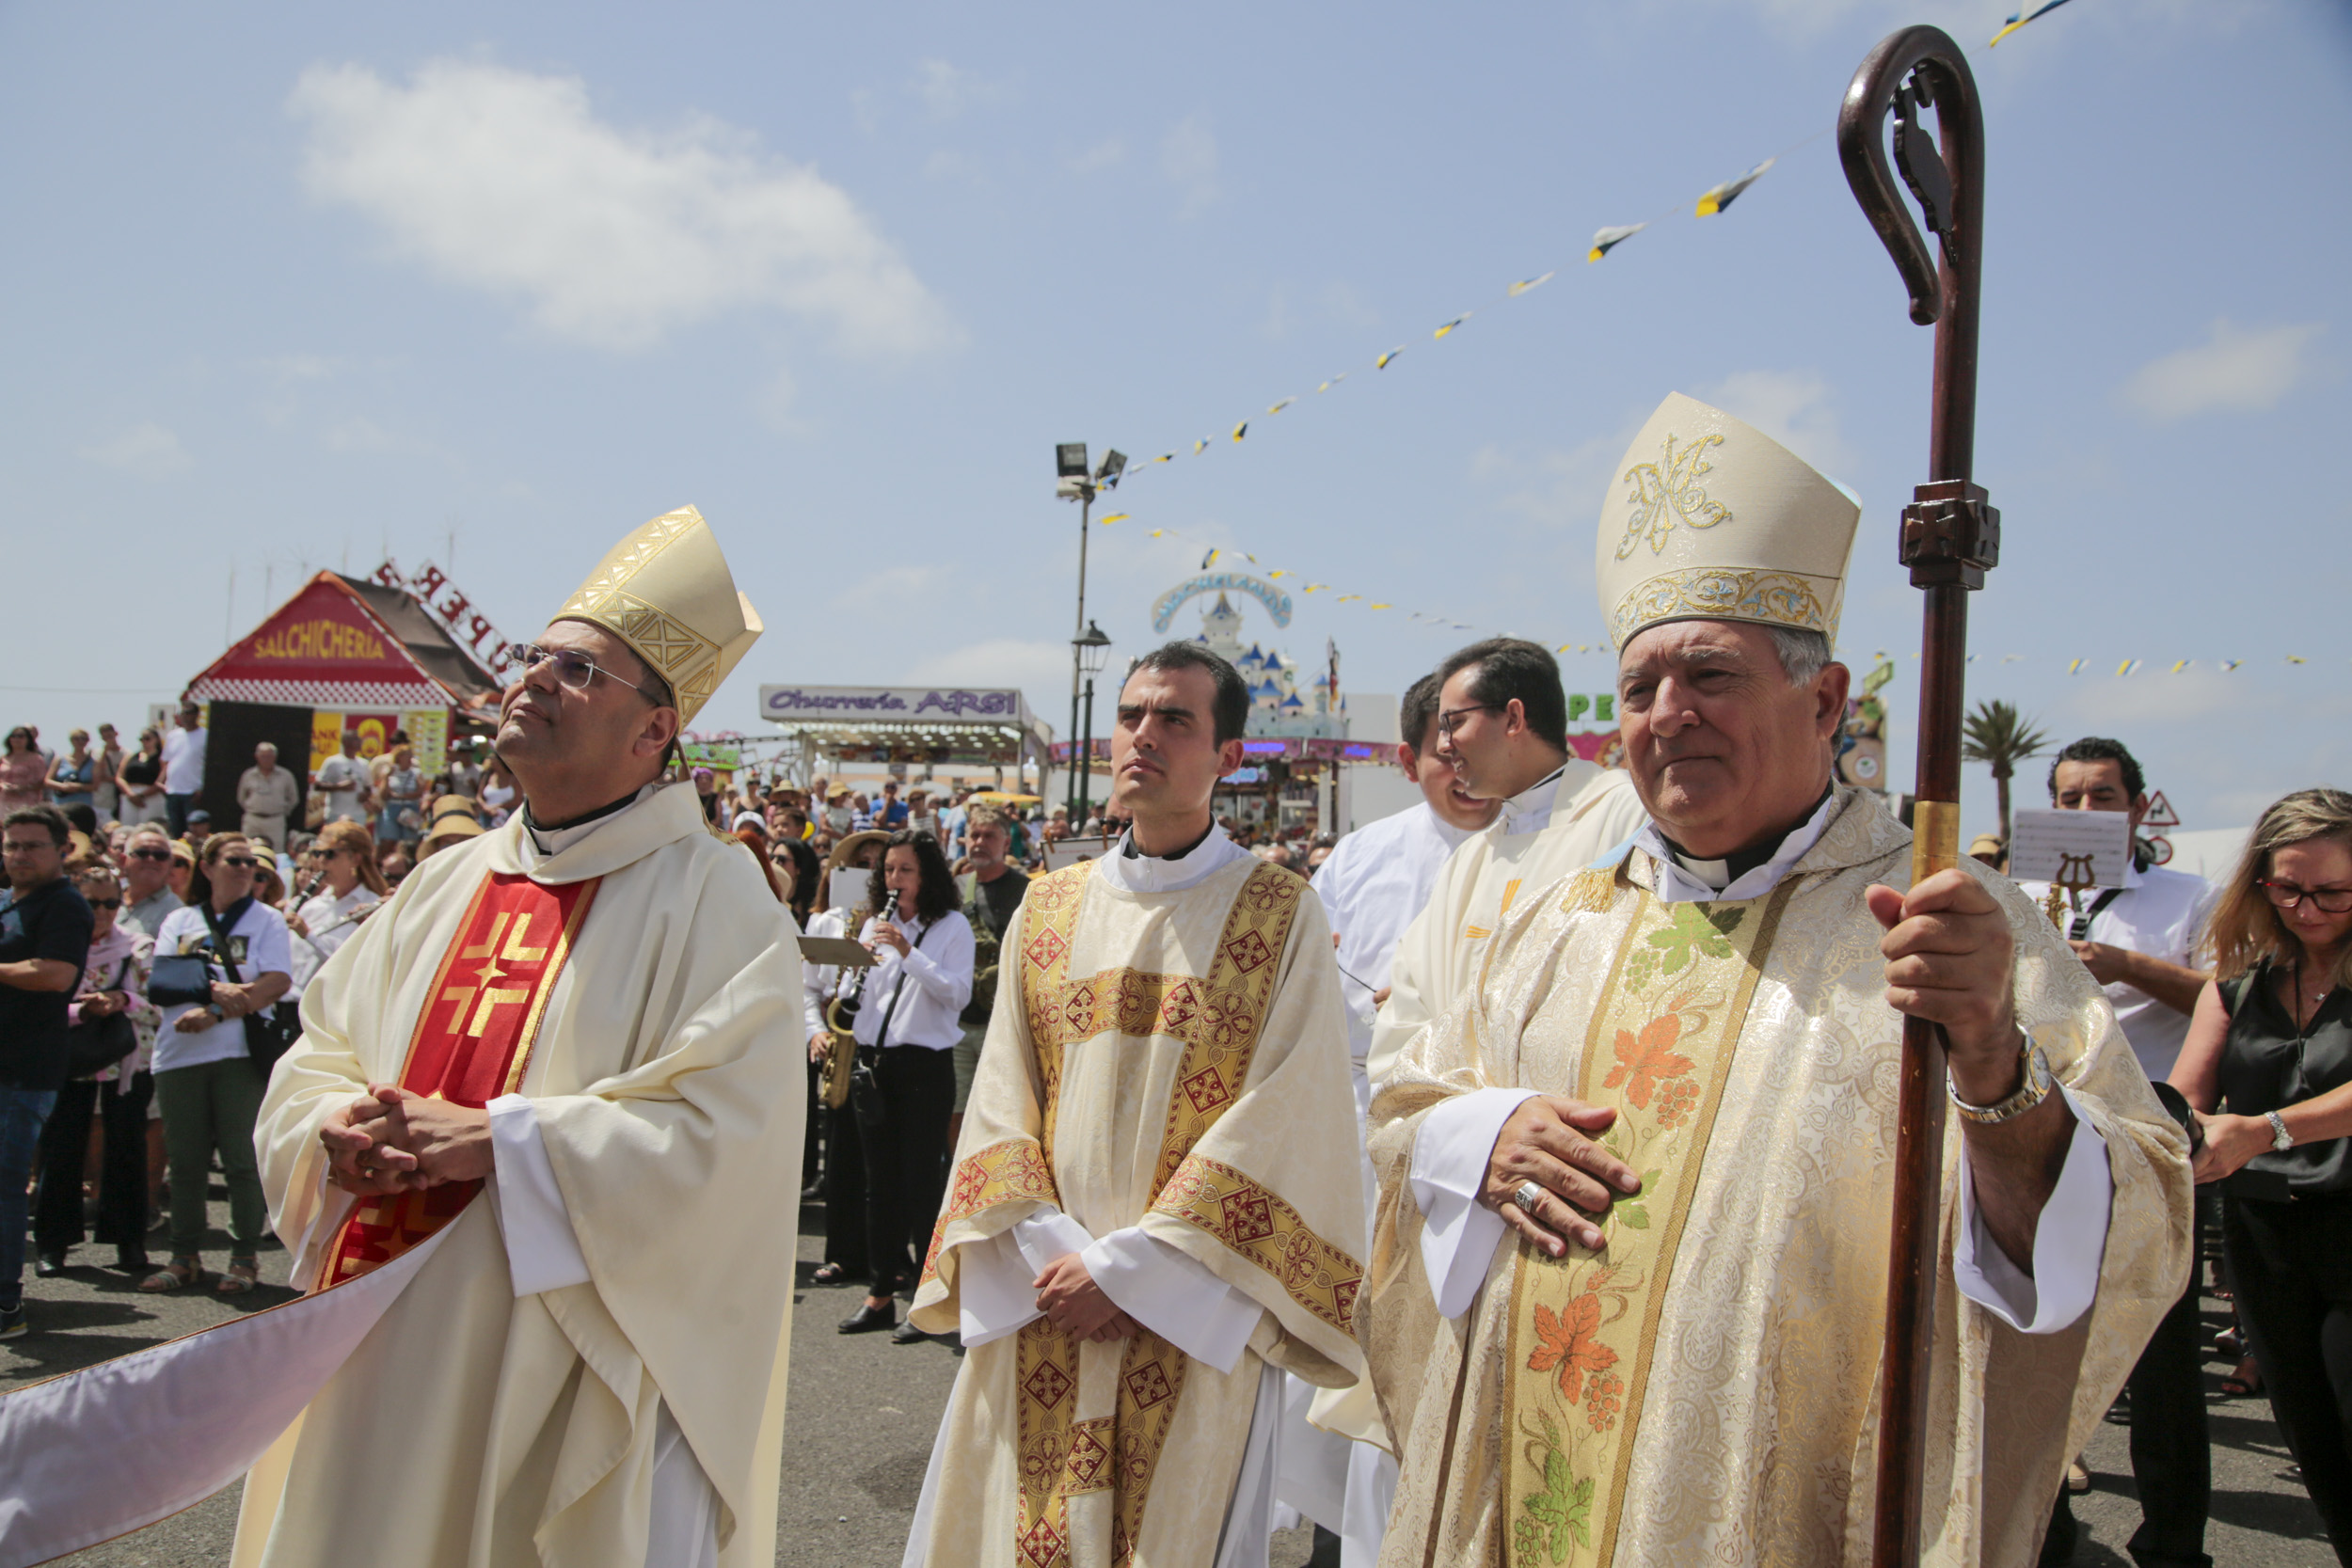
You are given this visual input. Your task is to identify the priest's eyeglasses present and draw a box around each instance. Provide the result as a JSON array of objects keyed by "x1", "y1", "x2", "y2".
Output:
[
  {"x1": 1435, "y1": 703, "x2": 1499, "y2": 736},
  {"x1": 508, "y1": 643, "x2": 654, "y2": 698},
  {"x1": 2261, "y1": 879, "x2": 2352, "y2": 914}
]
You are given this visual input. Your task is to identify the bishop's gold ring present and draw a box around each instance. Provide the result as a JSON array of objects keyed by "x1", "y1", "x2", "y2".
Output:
[{"x1": 1511, "y1": 1180, "x2": 1544, "y2": 1214}]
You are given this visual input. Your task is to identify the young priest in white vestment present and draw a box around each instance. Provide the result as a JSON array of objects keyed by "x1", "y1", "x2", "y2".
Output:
[
  {"x1": 904, "y1": 642, "x2": 1367, "y2": 1568},
  {"x1": 1359, "y1": 394, "x2": 2191, "y2": 1567}
]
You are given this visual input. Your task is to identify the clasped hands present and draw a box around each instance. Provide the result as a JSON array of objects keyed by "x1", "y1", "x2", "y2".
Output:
[
  {"x1": 1031, "y1": 1253, "x2": 1139, "y2": 1343},
  {"x1": 1483, "y1": 869, "x2": 2025, "y2": 1257},
  {"x1": 319, "y1": 1084, "x2": 495, "y2": 1196}
]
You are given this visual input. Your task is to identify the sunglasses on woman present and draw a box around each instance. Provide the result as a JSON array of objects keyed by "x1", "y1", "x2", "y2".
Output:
[
  {"x1": 84, "y1": 897, "x2": 122, "y2": 910},
  {"x1": 219, "y1": 855, "x2": 261, "y2": 870}
]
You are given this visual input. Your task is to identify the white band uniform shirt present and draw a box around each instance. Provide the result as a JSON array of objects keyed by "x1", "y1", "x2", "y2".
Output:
[
  {"x1": 287, "y1": 886, "x2": 380, "y2": 998},
  {"x1": 850, "y1": 910, "x2": 976, "y2": 1051},
  {"x1": 2016, "y1": 859, "x2": 2215, "y2": 1082}
]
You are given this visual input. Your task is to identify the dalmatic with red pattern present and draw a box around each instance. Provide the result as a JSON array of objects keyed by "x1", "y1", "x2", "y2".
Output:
[{"x1": 316, "y1": 873, "x2": 600, "y2": 1291}]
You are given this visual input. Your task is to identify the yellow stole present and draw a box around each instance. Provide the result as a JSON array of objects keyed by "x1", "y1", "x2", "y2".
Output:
[
  {"x1": 930, "y1": 857, "x2": 1308, "y2": 1568},
  {"x1": 1502, "y1": 873, "x2": 1794, "y2": 1568}
]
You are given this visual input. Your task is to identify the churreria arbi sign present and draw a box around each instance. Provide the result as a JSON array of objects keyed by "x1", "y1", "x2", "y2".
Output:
[
  {"x1": 757, "y1": 686, "x2": 1028, "y2": 721},
  {"x1": 1150, "y1": 572, "x2": 1293, "y2": 634}
]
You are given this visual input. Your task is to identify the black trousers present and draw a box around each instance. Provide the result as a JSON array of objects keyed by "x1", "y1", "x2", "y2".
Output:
[
  {"x1": 823, "y1": 1101, "x2": 868, "y2": 1278},
  {"x1": 2225, "y1": 1191, "x2": 2352, "y2": 1563},
  {"x1": 33, "y1": 1072, "x2": 154, "y2": 1254},
  {"x1": 857, "y1": 1046, "x2": 957, "y2": 1295},
  {"x1": 2124, "y1": 1207, "x2": 2213, "y2": 1568}
]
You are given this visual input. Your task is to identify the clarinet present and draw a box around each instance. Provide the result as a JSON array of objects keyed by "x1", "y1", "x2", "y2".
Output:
[{"x1": 825, "y1": 889, "x2": 898, "y2": 1037}]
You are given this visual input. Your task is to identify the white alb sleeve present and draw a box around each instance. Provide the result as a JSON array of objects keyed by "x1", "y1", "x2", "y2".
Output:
[
  {"x1": 1951, "y1": 1082, "x2": 2113, "y2": 1334},
  {"x1": 1081, "y1": 1228, "x2": 1263, "y2": 1374},
  {"x1": 486, "y1": 1095, "x2": 594, "y2": 1296},
  {"x1": 954, "y1": 1210, "x2": 1098, "y2": 1346},
  {"x1": 1409, "y1": 1087, "x2": 1541, "y2": 1320}
]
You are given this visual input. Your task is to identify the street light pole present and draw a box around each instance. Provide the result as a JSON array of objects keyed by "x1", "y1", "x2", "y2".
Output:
[
  {"x1": 1056, "y1": 444, "x2": 1123, "y2": 821},
  {"x1": 1072, "y1": 621, "x2": 1112, "y2": 831}
]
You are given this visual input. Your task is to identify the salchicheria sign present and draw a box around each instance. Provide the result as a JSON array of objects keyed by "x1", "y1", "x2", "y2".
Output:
[{"x1": 758, "y1": 686, "x2": 1029, "y2": 722}]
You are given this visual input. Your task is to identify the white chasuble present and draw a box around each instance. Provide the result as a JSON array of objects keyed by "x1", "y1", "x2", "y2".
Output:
[
  {"x1": 906, "y1": 848, "x2": 1368, "y2": 1568},
  {"x1": 1366, "y1": 767, "x2": 1645, "y2": 1091},
  {"x1": 1361, "y1": 789, "x2": 2190, "y2": 1568},
  {"x1": 238, "y1": 781, "x2": 805, "y2": 1568}
]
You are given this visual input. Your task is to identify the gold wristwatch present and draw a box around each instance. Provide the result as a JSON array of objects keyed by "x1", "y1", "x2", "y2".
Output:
[{"x1": 1947, "y1": 1034, "x2": 2054, "y2": 1126}]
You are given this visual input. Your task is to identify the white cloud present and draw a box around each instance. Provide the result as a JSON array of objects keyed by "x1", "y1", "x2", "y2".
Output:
[
  {"x1": 2121, "y1": 319, "x2": 2325, "y2": 422},
  {"x1": 1470, "y1": 433, "x2": 1626, "y2": 532},
  {"x1": 79, "y1": 422, "x2": 190, "y2": 476},
  {"x1": 901, "y1": 637, "x2": 1071, "y2": 696},
  {"x1": 289, "y1": 59, "x2": 958, "y2": 356},
  {"x1": 1695, "y1": 369, "x2": 1857, "y2": 480},
  {"x1": 1067, "y1": 137, "x2": 1125, "y2": 174},
  {"x1": 1161, "y1": 115, "x2": 1219, "y2": 217},
  {"x1": 912, "y1": 59, "x2": 1010, "y2": 120}
]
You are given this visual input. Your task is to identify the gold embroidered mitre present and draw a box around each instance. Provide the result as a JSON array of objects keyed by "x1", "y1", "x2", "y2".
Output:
[
  {"x1": 555, "y1": 505, "x2": 762, "y2": 724},
  {"x1": 1595, "y1": 391, "x2": 1859, "y2": 649}
]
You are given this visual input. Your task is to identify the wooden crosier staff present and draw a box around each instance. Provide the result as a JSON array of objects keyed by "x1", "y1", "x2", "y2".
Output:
[{"x1": 1837, "y1": 25, "x2": 2002, "y2": 1567}]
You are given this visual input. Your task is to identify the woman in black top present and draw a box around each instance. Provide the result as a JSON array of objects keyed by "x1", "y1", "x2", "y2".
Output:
[{"x1": 2173, "y1": 786, "x2": 2352, "y2": 1559}]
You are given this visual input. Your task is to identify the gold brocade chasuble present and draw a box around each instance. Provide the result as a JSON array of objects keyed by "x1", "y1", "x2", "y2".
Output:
[
  {"x1": 1360, "y1": 789, "x2": 2191, "y2": 1568},
  {"x1": 908, "y1": 854, "x2": 1369, "y2": 1568},
  {"x1": 320, "y1": 873, "x2": 598, "y2": 1290}
]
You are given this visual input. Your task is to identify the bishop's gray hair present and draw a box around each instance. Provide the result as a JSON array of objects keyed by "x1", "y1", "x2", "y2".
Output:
[{"x1": 1766, "y1": 626, "x2": 1832, "y2": 688}]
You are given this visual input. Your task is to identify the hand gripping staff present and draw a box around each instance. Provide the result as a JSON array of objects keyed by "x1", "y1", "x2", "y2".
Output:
[{"x1": 1837, "y1": 25, "x2": 2002, "y2": 1567}]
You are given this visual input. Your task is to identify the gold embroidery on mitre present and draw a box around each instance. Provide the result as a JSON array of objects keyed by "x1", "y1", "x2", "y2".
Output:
[
  {"x1": 1608, "y1": 566, "x2": 1832, "y2": 648},
  {"x1": 1614, "y1": 432, "x2": 1730, "y2": 561}
]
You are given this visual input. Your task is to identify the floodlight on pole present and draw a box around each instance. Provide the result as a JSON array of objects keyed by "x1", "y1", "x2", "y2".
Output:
[{"x1": 1093, "y1": 450, "x2": 1127, "y2": 488}]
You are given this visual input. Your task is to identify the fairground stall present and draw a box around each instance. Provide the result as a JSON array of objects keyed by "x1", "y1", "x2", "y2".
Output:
[
  {"x1": 181, "y1": 567, "x2": 507, "y2": 832},
  {"x1": 755, "y1": 684, "x2": 1053, "y2": 796}
]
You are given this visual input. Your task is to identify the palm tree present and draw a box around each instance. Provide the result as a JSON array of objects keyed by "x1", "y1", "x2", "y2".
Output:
[{"x1": 1961, "y1": 699, "x2": 2052, "y2": 850}]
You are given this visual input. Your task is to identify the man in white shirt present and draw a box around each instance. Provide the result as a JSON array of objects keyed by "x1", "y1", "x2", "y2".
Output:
[
  {"x1": 310, "y1": 731, "x2": 372, "y2": 826},
  {"x1": 159, "y1": 701, "x2": 207, "y2": 840},
  {"x1": 2016, "y1": 736, "x2": 2215, "y2": 1568},
  {"x1": 1270, "y1": 672, "x2": 1502, "y2": 1565}
]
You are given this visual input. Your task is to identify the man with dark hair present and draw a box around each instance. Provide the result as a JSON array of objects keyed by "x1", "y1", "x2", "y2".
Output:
[
  {"x1": 1266, "y1": 669, "x2": 1508, "y2": 1560},
  {"x1": 1367, "y1": 639, "x2": 1645, "y2": 1085},
  {"x1": 905, "y1": 647, "x2": 1364, "y2": 1566},
  {"x1": 1131, "y1": 639, "x2": 1251, "y2": 743},
  {"x1": 2018, "y1": 736, "x2": 2216, "y2": 1568},
  {"x1": 0, "y1": 805, "x2": 92, "y2": 1339}
]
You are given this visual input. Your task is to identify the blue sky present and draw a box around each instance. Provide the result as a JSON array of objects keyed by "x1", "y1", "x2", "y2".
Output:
[{"x1": 5, "y1": 0, "x2": 2344, "y2": 837}]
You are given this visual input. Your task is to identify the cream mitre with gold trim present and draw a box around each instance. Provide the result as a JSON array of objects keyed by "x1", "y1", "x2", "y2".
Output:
[
  {"x1": 1597, "y1": 391, "x2": 1860, "y2": 650},
  {"x1": 555, "y1": 505, "x2": 762, "y2": 725}
]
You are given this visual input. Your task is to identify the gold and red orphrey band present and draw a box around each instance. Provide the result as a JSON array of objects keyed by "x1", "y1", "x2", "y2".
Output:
[{"x1": 0, "y1": 871, "x2": 597, "y2": 1568}]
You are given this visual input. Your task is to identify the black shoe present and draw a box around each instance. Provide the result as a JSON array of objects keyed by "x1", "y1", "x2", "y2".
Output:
[
  {"x1": 801, "y1": 1181, "x2": 824, "y2": 1201},
  {"x1": 890, "y1": 1320, "x2": 930, "y2": 1345},
  {"x1": 838, "y1": 1301, "x2": 898, "y2": 1335},
  {"x1": 33, "y1": 1252, "x2": 66, "y2": 1278},
  {"x1": 0, "y1": 1304, "x2": 24, "y2": 1342},
  {"x1": 114, "y1": 1246, "x2": 150, "y2": 1274}
]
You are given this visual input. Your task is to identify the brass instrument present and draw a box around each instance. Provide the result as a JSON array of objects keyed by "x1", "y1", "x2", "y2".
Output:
[{"x1": 818, "y1": 890, "x2": 896, "y2": 1108}]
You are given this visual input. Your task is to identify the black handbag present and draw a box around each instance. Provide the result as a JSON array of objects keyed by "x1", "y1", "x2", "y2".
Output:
[
  {"x1": 65, "y1": 958, "x2": 139, "y2": 1080},
  {"x1": 146, "y1": 951, "x2": 214, "y2": 1007},
  {"x1": 197, "y1": 902, "x2": 303, "y2": 1074}
]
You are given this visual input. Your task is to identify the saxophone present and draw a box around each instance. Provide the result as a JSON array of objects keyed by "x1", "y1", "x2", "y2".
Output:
[{"x1": 818, "y1": 889, "x2": 896, "y2": 1109}]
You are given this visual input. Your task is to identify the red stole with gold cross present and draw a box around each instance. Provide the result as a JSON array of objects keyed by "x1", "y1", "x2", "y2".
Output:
[{"x1": 315, "y1": 872, "x2": 600, "y2": 1291}]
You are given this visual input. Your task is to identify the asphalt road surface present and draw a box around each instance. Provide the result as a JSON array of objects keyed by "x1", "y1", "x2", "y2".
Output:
[{"x1": 7, "y1": 1180, "x2": 2334, "y2": 1565}]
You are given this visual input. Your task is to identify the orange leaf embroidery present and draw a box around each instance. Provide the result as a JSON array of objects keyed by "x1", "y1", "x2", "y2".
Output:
[
  {"x1": 1526, "y1": 1291, "x2": 1619, "y2": 1404},
  {"x1": 1602, "y1": 1009, "x2": 1693, "y2": 1110}
]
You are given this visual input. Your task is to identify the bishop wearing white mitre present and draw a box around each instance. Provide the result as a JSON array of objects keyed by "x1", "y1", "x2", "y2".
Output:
[
  {"x1": 242, "y1": 509, "x2": 802, "y2": 1567},
  {"x1": 1359, "y1": 394, "x2": 2190, "y2": 1566},
  {"x1": 903, "y1": 642, "x2": 1367, "y2": 1568}
]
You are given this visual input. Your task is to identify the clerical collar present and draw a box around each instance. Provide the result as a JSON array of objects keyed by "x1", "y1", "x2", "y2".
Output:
[
  {"x1": 1640, "y1": 782, "x2": 1839, "y2": 904},
  {"x1": 1497, "y1": 765, "x2": 1567, "y2": 834},
  {"x1": 1098, "y1": 822, "x2": 1246, "y2": 895},
  {"x1": 1121, "y1": 821, "x2": 1216, "y2": 862},
  {"x1": 524, "y1": 783, "x2": 657, "y2": 856}
]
